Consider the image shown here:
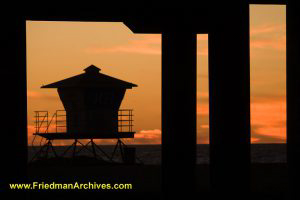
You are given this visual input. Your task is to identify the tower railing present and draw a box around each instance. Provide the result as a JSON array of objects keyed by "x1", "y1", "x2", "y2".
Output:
[
  {"x1": 34, "y1": 111, "x2": 48, "y2": 134},
  {"x1": 55, "y1": 110, "x2": 67, "y2": 133},
  {"x1": 34, "y1": 109, "x2": 134, "y2": 134},
  {"x1": 34, "y1": 110, "x2": 66, "y2": 134},
  {"x1": 118, "y1": 109, "x2": 134, "y2": 132}
]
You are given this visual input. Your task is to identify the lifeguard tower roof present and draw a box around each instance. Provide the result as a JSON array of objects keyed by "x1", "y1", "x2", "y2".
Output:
[{"x1": 41, "y1": 65, "x2": 137, "y2": 89}]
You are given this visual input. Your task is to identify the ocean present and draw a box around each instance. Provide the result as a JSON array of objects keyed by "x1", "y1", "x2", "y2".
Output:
[{"x1": 28, "y1": 144, "x2": 286, "y2": 164}]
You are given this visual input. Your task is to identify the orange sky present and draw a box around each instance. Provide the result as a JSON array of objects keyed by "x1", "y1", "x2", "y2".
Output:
[{"x1": 26, "y1": 5, "x2": 286, "y2": 145}]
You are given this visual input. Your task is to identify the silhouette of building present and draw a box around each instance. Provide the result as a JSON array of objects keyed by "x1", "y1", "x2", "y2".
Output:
[{"x1": 31, "y1": 65, "x2": 138, "y2": 163}]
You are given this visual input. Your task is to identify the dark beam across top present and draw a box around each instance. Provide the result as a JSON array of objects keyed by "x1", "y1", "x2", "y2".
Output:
[
  {"x1": 25, "y1": 1, "x2": 286, "y2": 34},
  {"x1": 249, "y1": 0, "x2": 286, "y2": 5}
]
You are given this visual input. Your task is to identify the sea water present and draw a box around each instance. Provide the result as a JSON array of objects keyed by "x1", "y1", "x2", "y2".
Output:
[{"x1": 27, "y1": 144, "x2": 286, "y2": 165}]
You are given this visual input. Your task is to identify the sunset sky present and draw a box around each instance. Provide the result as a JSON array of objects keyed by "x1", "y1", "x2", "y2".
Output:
[{"x1": 26, "y1": 5, "x2": 286, "y2": 145}]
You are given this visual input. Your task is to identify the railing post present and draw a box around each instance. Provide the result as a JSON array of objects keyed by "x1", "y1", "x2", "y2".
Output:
[{"x1": 56, "y1": 111, "x2": 57, "y2": 133}]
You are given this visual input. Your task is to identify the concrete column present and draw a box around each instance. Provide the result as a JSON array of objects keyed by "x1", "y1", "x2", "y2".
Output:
[
  {"x1": 208, "y1": 2, "x2": 251, "y2": 196},
  {"x1": 162, "y1": 31, "x2": 197, "y2": 196},
  {"x1": 287, "y1": 0, "x2": 300, "y2": 197},
  {"x1": 2, "y1": 15, "x2": 27, "y2": 194}
]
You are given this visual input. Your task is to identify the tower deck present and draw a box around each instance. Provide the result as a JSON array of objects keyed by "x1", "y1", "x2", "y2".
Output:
[{"x1": 34, "y1": 132, "x2": 135, "y2": 140}]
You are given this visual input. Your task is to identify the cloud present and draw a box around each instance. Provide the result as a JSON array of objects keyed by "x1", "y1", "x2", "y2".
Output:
[
  {"x1": 251, "y1": 94, "x2": 285, "y2": 103},
  {"x1": 197, "y1": 123, "x2": 210, "y2": 144},
  {"x1": 251, "y1": 98, "x2": 286, "y2": 142},
  {"x1": 197, "y1": 102, "x2": 209, "y2": 116},
  {"x1": 197, "y1": 48, "x2": 208, "y2": 56},
  {"x1": 197, "y1": 35, "x2": 208, "y2": 56},
  {"x1": 196, "y1": 95, "x2": 286, "y2": 144},
  {"x1": 197, "y1": 35, "x2": 208, "y2": 41},
  {"x1": 251, "y1": 124, "x2": 286, "y2": 143},
  {"x1": 197, "y1": 91, "x2": 209, "y2": 98},
  {"x1": 250, "y1": 36, "x2": 286, "y2": 51},
  {"x1": 131, "y1": 129, "x2": 162, "y2": 144},
  {"x1": 83, "y1": 23, "x2": 285, "y2": 57},
  {"x1": 250, "y1": 24, "x2": 286, "y2": 51},
  {"x1": 27, "y1": 91, "x2": 57, "y2": 101},
  {"x1": 251, "y1": 137, "x2": 261, "y2": 143},
  {"x1": 84, "y1": 35, "x2": 161, "y2": 55},
  {"x1": 85, "y1": 34, "x2": 209, "y2": 56},
  {"x1": 198, "y1": 74, "x2": 208, "y2": 79},
  {"x1": 250, "y1": 24, "x2": 285, "y2": 36},
  {"x1": 28, "y1": 123, "x2": 68, "y2": 146},
  {"x1": 27, "y1": 127, "x2": 162, "y2": 146},
  {"x1": 84, "y1": 24, "x2": 285, "y2": 57}
]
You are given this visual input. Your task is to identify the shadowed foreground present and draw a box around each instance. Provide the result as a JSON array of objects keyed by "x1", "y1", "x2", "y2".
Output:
[{"x1": 26, "y1": 158, "x2": 288, "y2": 199}]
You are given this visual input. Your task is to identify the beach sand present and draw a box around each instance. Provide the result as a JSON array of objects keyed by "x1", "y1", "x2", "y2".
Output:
[
  {"x1": 27, "y1": 161, "x2": 288, "y2": 199},
  {"x1": 26, "y1": 144, "x2": 288, "y2": 199}
]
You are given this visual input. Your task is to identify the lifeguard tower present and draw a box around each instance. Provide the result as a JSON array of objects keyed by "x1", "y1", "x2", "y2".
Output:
[{"x1": 31, "y1": 65, "x2": 138, "y2": 163}]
